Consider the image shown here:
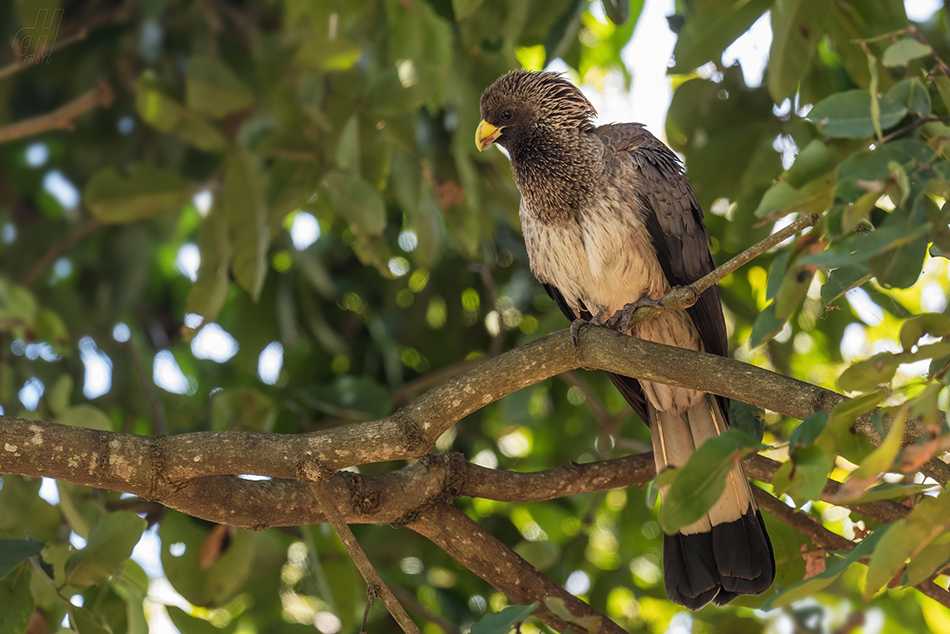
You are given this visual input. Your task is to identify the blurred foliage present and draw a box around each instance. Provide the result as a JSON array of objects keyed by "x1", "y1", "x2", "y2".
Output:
[{"x1": 1, "y1": 0, "x2": 950, "y2": 633}]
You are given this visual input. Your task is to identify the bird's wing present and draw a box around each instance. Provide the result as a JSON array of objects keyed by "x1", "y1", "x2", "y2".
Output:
[{"x1": 594, "y1": 122, "x2": 730, "y2": 414}]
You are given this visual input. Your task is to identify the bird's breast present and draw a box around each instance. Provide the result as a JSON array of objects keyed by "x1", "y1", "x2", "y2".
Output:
[{"x1": 519, "y1": 190, "x2": 667, "y2": 319}]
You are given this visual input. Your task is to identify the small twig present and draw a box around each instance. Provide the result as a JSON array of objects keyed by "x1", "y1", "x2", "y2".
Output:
[
  {"x1": 21, "y1": 217, "x2": 100, "y2": 286},
  {"x1": 0, "y1": 81, "x2": 114, "y2": 144},
  {"x1": 306, "y1": 475, "x2": 421, "y2": 634},
  {"x1": 878, "y1": 116, "x2": 950, "y2": 145},
  {"x1": 361, "y1": 584, "x2": 378, "y2": 633},
  {"x1": 621, "y1": 213, "x2": 821, "y2": 328}
]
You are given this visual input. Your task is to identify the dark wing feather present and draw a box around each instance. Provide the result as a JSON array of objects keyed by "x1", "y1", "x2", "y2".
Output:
[
  {"x1": 542, "y1": 283, "x2": 650, "y2": 423},
  {"x1": 594, "y1": 123, "x2": 731, "y2": 419}
]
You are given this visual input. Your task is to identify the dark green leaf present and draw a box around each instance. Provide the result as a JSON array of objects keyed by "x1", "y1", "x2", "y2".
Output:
[
  {"x1": 820, "y1": 264, "x2": 873, "y2": 304},
  {"x1": 211, "y1": 387, "x2": 277, "y2": 432},
  {"x1": 888, "y1": 77, "x2": 931, "y2": 117},
  {"x1": 799, "y1": 224, "x2": 929, "y2": 268},
  {"x1": 186, "y1": 56, "x2": 254, "y2": 119},
  {"x1": 470, "y1": 603, "x2": 538, "y2": 634},
  {"x1": 223, "y1": 150, "x2": 268, "y2": 302},
  {"x1": 0, "y1": 564, "x2": 33, "y2": 634},
  {"x1": 57, "y1": 404, "x2": 113, "y2": 431},
  {"x1": 324, "y1": 171, "x2": 387, "y2": 236},
  {"x1": 807, "y1": 89, "x2": 908, "y2": 138},
  {"x1": 767, "y1": 0, "x2": 830, "y2": 103},
  {"x1": 84, "y1": 163, "x2": 190, "y2": 223},
  {"x1": 0, "y1": 540, "x2": 44, "y2": 580},
  {"x1": 749, "y1": 303, "x2": 784, "y2": 348},
  {"x1": 670, "y1": 0, "x2": 773, "y2": 72},
  {"x1": 658, "y1": 430, "x2": 763, "y2": 533}
]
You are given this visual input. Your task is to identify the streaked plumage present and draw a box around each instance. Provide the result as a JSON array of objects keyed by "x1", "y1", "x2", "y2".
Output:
[{"x1": 477, "y1": 70, "x2": 774, "y2": 609}]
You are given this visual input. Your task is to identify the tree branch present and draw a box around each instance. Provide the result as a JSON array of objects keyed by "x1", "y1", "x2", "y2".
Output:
[
  {"x1": 0, "y1": 81, "x2": 114, "y2": 144},
  {"x1": 306, "y1": 475, "x2": 421, "y2": 634}
]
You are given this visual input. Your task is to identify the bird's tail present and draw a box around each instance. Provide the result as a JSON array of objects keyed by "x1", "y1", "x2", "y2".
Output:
[{"x1": 650, "y1": 395, "x2": 775, "y2": 610}]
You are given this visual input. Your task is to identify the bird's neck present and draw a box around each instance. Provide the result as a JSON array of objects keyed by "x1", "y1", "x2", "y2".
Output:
[{"x1": 509, "y1": 128, "x2": 598, "y2": 224}]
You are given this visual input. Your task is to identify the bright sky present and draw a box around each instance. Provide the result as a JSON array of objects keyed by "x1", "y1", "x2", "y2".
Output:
[{"x1": 20, "y1": 1, "x2": 949, "y2": 632}]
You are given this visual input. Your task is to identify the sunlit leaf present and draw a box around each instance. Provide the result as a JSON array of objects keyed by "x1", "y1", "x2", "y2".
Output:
[{"x1": 881, "y1": 38, "x2": 932, "y2": 67}]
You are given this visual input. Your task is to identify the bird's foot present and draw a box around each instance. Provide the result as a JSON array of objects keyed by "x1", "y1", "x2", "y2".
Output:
[
  {"x1": 570, "y1": 318, "x2": 590, "y2": 346},
  {"x1": 606, "y1": 297, "x2": 665, "y2": 334}
]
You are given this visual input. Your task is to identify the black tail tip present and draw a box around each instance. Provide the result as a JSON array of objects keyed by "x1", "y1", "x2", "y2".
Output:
[{"x1": 663, "y1": 510, "x2": 775, "y2": 610}]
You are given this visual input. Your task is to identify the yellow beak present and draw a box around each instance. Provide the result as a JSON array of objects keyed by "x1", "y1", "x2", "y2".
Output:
[{"x1": 475, "y1": 120, "x2": 503, "y2": 151}]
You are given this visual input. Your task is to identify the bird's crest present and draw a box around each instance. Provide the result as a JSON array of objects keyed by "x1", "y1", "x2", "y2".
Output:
[{"x1": 492, "y1": 70, "x2": 597, "y2": 131}]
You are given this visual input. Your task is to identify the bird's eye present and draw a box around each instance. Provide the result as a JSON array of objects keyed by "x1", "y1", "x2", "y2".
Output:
[{"x1": 501, "y1": 110, "x2": 512, "y2": 121}]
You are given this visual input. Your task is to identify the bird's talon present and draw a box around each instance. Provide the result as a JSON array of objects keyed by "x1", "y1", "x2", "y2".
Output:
[{"x1": 570, "y1": 318, "x2": 588, "y2": 346}]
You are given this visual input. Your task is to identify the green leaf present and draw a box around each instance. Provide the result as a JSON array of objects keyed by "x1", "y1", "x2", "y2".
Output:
[
  {"x1": 869, "y1": 233, "x2": 927, "y2": 289},
  {"x1": 0, "y1": 540, "x2": 44, "y2": 579},
  {"x1": 806, "y1": 89, "x2": 908, "y2": 139},
  {"x1": 839, "y1": 413, "x2": 905, "y2": 497},
  {"x1": 838, "y1": 352, "x2": 900, "y2": 392},
  {"x1": 843, "y1": 482, "x2": 936, "y2": 505},
  {"x1": 186, "y1": 203, "x2": 232, "y2": 322},
  {"x1": 820, "y1": 264, "x2": 873, "y2": 304},
  {"x1": 670, "y1": 0, "x2": 773, "y2": 72},
  {"x1": 323, "y1": 171, "x2": 387, "y2": 235},
  {"x1": 753, "y1": 172, "x2": 835, "y2": 219},
  {"x1": 865, "y1": 488, "x2": 950, "y2": 599},
  {"x1": 186, "y1": 56, "x2": 254, "y2": 119},
  {"x1": 303, "y1": 375, "x2": 393, "y2": 420},
  {"x1": 749, "y1": 303, "x2": 784, "y2": 348},
  {"x1": 84, "y1": 163, "x2": 191, "y2": 224},
  {"x1": 470, "y1": 603, "x2": 538, "y2": 634},
  {"x1": 762, "y1": 526, "x2": 888, "y2": 609},
  {"x1": 799, "y1": 224, "x2": 929, "y2": 268},
  {"x1": 0, "y1": 564, "x2": 33, "y2": 634},
  {"x1": 881, "y1": 38, "x2": 932, "y2": 67},
  {"x1": 223, "y1": 150, "x2": 268, "y2": 302},
  {"x1": 68, "y1": 605, "x2": 111, "y2": 634},
  {"x1": 900, "y1": 314, "x2": 950, "y2": 351},
  {"x1": 905, "y1": 532, "x2": 950, "y2": 587},
  {"x1": 57, "y1": 404, "x2": 113, "y2": 431},
  {"x1": 336, "y1": 114, "x2": 361, "y2": 174},
  {"x1": 65, "y1": 511, "x2": 147, "y2": 588},
  {"x1": 774, "y1": 265, "x2": 815, "y2": 321},
  {"x1": 658, "y1": 430, "x2": 762, "y2": 533},
  {"x1": 889, "y1": 77, "x2": 931, "y2": 118},
  {"x1": 767, "y1": 0, "x2": 830, "y2": 103},
  {"x1": 773, "y1": 444, "x2": 832, "y2": 500},
  {"x1": 136, "y1": 72, "x2": 227, "y2": 151}
]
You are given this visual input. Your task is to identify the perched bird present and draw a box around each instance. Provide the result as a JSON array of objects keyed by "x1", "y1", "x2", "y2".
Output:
[{"x1": 476, "y1": 70, "x2": 774, "y2": 610}]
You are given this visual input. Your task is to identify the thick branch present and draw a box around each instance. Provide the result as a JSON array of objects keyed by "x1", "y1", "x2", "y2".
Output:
[
  {"x1": 0, "y1": 81, "x2": 114, "y2": 144},
  {"x1": 2, "y1": 326, "x2": 946, "y2": 493}
]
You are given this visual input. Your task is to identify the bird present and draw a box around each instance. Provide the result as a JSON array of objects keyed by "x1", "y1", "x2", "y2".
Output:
[{"x1": 475, "y1": 69, "x2": 774, "y2": 610}]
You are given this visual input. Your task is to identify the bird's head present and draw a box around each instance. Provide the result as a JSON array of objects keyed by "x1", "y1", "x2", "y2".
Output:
[{"x1": 476, "y1": 70, "x2": 597, "y2": 153}]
